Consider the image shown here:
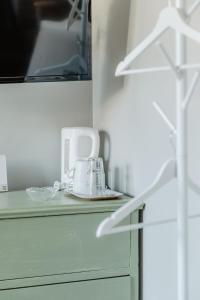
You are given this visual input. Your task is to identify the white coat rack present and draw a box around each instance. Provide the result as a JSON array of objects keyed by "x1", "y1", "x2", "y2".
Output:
[{"x1": 96, "y1": 1, "x2": 200, "y2": 300}]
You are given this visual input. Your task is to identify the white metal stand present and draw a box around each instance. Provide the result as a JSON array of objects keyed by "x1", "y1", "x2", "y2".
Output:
[
  {"x1": 96, "y1": 1, "x2": 200, "y2": 300},
  {"x1": 176, "y1": 2, "x2": 188, "y2": 299}
]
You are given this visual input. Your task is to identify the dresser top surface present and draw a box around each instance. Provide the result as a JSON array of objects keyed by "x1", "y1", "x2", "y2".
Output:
[{"x1": 0, "y1": 190, "x2": 132, "y2": 219}]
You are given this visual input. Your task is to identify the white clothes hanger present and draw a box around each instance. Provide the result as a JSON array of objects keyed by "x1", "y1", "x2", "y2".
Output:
[
  {"x1": 97, "y1": 159, "x2": 176, "y2": 237},
  {"x1": 96, "y1": 161, "x2": 200, "y2": 238},
  {"x1": 116, "y1": 5, "x2": 200, "y2": 76}
]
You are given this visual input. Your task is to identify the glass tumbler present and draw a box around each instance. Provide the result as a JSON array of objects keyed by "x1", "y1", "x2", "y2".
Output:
[
  {"x1": 73, "y1": 157, "x2": 105, "y2": 195},
  {"x1": 89, "y1": 158, "x2": 105, "y2": 195}
]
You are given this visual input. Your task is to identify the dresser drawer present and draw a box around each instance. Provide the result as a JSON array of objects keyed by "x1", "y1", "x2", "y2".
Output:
[
  {"x1": 0, "y1": 213, "x2": 130, "y2": 280},
  {"x1": 0, "y1": 277, "x2": 131, "y2": 300}
]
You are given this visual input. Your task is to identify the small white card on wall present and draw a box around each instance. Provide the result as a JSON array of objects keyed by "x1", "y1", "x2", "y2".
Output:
[{"x1": 0, "y1": 155, "x2": 8, "y2": 192}]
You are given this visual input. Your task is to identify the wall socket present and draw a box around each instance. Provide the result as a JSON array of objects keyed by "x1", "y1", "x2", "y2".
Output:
[{"x1": 0, "y1": 155, "x2": 8, "y2": 192}]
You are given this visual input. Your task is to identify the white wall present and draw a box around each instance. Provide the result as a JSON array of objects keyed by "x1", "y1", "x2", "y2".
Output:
[
  {"x1": 0, "y1": 81, "x2": 92, "y2": 190},
  {"x1": 93, "y1": 1, "x2": 200, "y2": 299}
]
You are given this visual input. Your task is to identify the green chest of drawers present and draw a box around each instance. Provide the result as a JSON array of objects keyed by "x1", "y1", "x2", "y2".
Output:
[{"x1": 0, "y1": 191, "x2": 142, "y2": 300}]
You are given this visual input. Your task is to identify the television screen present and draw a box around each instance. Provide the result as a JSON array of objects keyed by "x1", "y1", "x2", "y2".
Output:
[{"x1": 0, "y1": 0, "x2": 92, "y2": 83}]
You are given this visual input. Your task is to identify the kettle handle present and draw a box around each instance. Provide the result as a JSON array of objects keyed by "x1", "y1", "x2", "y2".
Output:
[
  {"x1": 88, "y1": 129, "x2": 100, "y2": 158},
  {"x1": 70, "y1": 128, "x2": 100, "y2": 168}
]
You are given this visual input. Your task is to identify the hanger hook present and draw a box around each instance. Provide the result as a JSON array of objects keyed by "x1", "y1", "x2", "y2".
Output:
[{"x1": 168, "y1": 0, "x2": 172, "y2": 6}]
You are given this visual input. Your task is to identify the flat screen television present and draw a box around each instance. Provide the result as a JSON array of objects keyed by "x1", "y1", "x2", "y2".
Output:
[{"x1": 0, "y1": 0, "x2": 92, "y2": 83}]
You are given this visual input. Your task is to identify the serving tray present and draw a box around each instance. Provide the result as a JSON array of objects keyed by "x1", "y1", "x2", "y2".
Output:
[{"x1": 65, "y1": 190, "x2": 123, "y2": 200}]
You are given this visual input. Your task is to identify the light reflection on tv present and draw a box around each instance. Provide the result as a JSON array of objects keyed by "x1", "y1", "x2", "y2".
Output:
[{"x1": 0, "y1": 0, "x2": 91, "y2": 83}]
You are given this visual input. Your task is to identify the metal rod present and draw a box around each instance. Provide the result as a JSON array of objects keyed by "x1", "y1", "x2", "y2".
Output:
[
  {"x1": 117, "y1": 64, "x2": 200, "y2": 76},
  {"x1": 153, "y1": 102, "x2": 177, "y2": 134},
  {"x1": 189, "y1": 177, "x2": 200, "y2": 195},
  {"x1": 156, "y1": 41, "x2": 180, "y2": 77},
  {"x1": 187, "y1": 0, "x2": 200, "y2": 17},
  {"x1": 181, "y1": 63, "x2": 200, "y2": 70},
  {"x1": 182, "y1": 72, "x2": 200, "y2": 109},
  {"x1": 119, "y1": 66, "x2": 171, "y2": 76},
  {"x1": 176, "y1": 2, "x2": 188, "y2": 300}
]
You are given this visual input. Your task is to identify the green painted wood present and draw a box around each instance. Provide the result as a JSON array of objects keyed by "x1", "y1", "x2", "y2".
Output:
[
  {"x1": 0, "y1": 277, "x2": 131, "y2": 300},
  {"x1": 130, "y1": 212, "x2": 140, "y2": 300},
  {"x1": 0, "y1": 190, "x2": 143, "y2": 300},
  {"x1": 0, "y1": 191, "x2": 131, "y2": 219},
  {"x1": 0, "y1": 213, "x2": 130, "y2": 281},
  {"x1": 0, "y1": 267, "x2": 130, "y2": 290}
]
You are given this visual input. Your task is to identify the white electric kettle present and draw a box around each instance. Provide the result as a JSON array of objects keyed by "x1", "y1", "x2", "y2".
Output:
[{"x1": 61, "y1": 127, "x2": 100, "y2": 185}]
